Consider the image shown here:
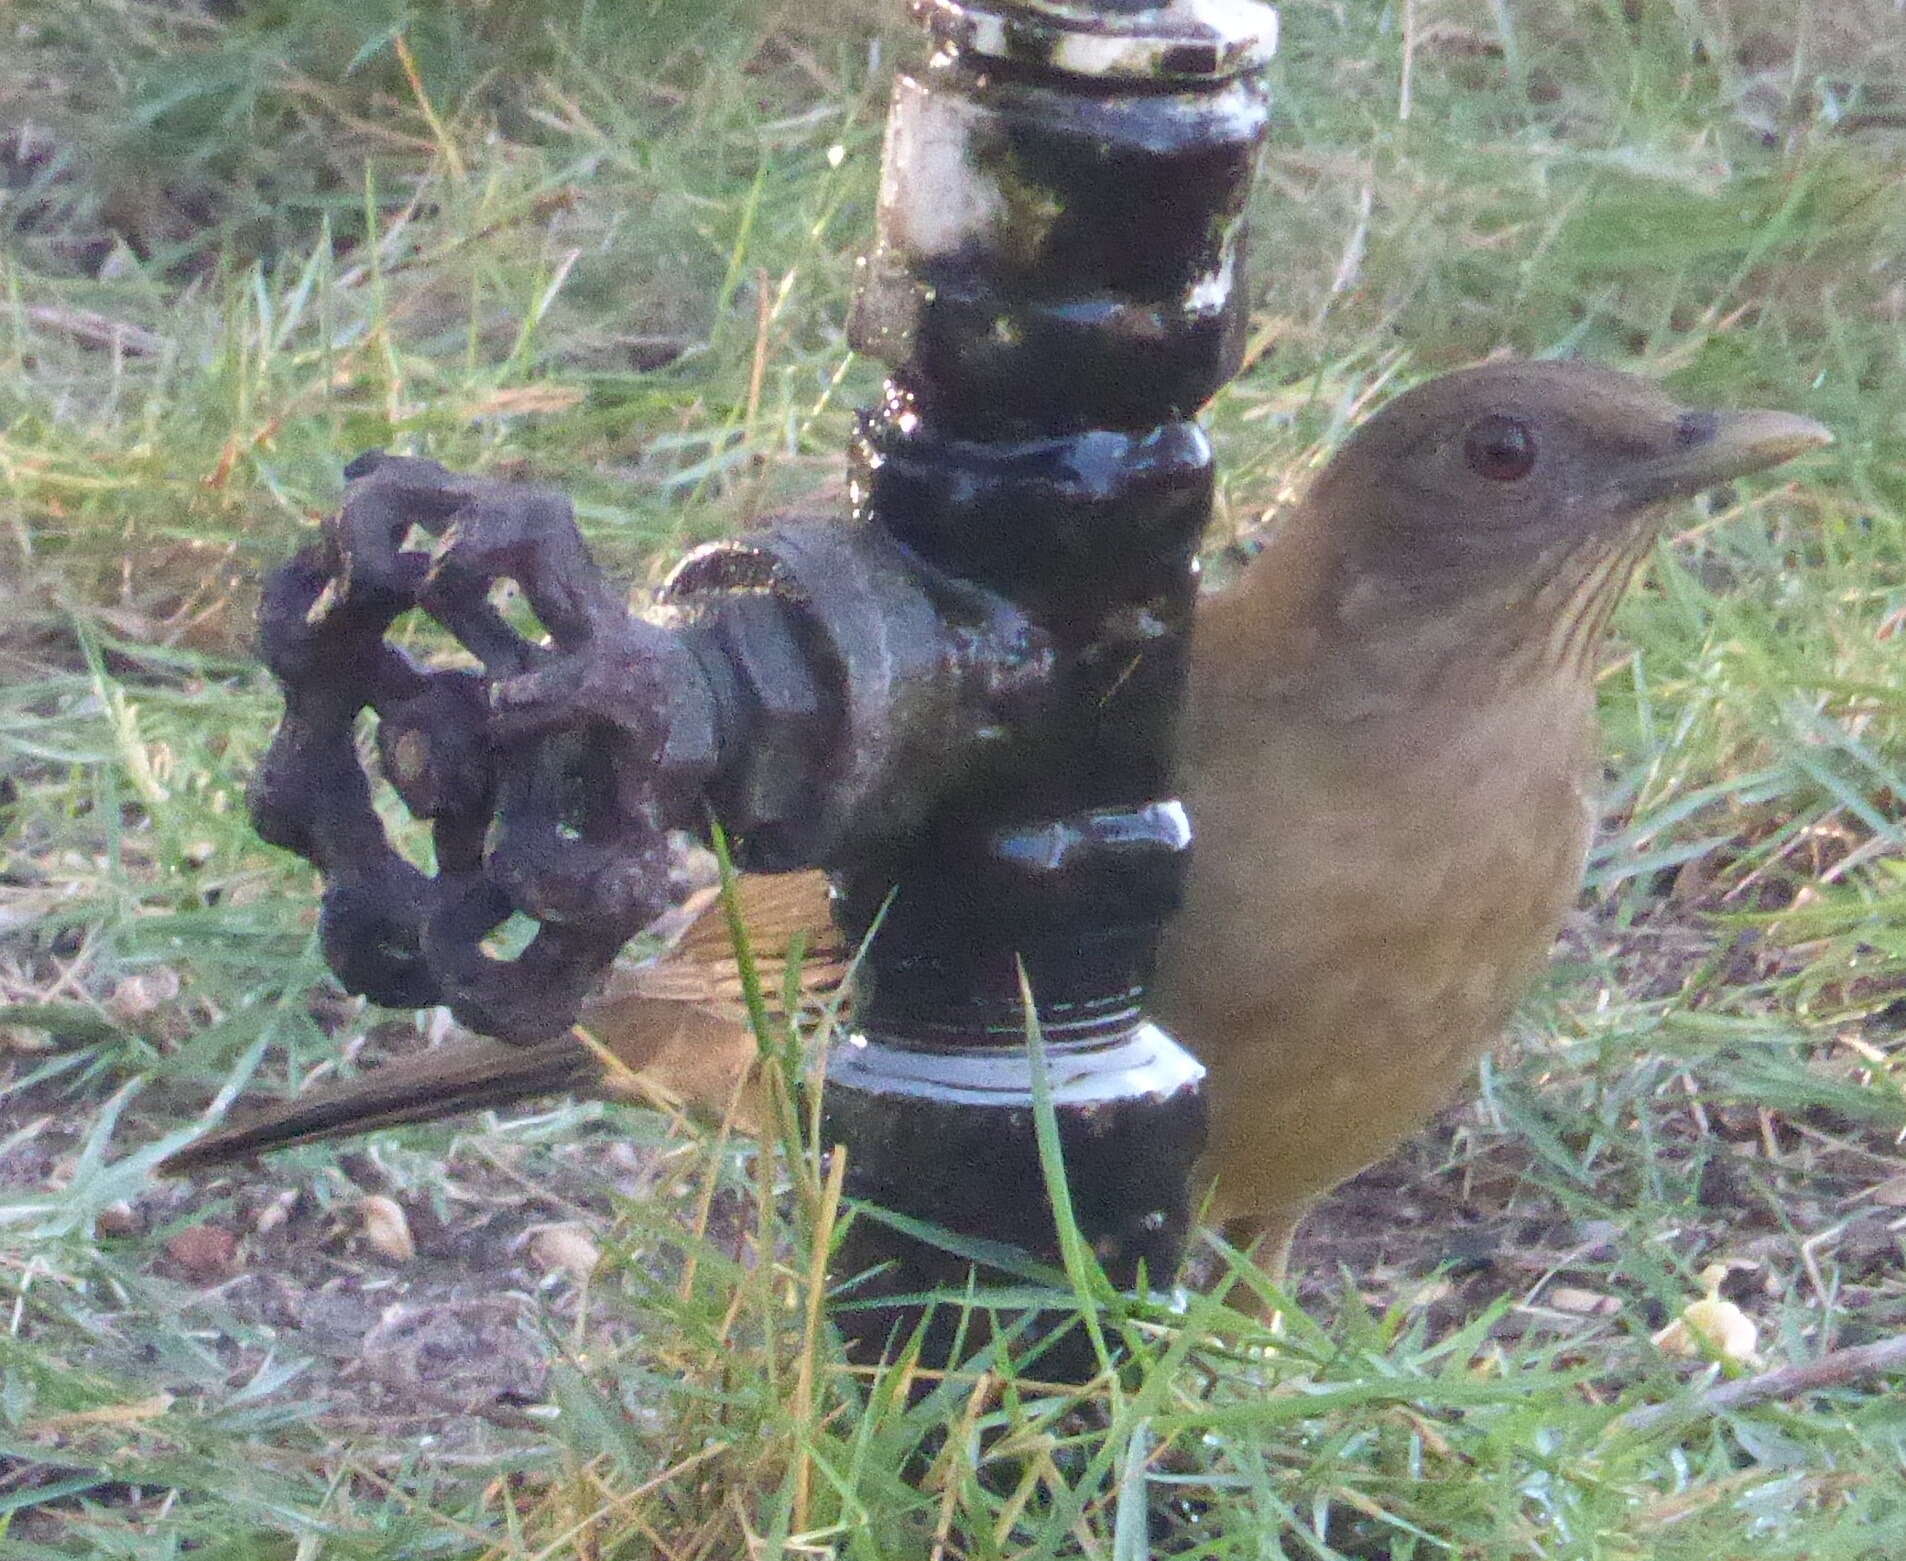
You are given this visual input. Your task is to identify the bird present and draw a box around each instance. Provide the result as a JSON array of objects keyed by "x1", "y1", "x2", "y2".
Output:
[{"x1": 159, "y1": 360, "x2": 1829, "y2": 1288}]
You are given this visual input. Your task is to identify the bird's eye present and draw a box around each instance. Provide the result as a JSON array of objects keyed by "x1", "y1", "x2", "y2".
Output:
[{"x1": 1462, "y1": 415, "x2": 1537, "y2": 482}]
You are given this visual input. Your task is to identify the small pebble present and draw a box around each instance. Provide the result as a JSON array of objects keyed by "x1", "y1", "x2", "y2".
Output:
[
  {"x1": 95, "y1": 1200, "x2": 143, "y2": 1238},
  {"x1": 526, "y1": 1224, "x2": 601, "y2": 1284},
  {"x1": 357, "y1": 1195, "x2": 416, "y2": 1263},
  {"x1": 165, "y1": 1223, "x2": 239, "y2": 1281}
]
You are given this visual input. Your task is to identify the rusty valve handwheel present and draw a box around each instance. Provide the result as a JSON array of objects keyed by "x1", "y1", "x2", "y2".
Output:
[{"x1": 248, "y1": 452, "x2": 717, "y2": 1043}]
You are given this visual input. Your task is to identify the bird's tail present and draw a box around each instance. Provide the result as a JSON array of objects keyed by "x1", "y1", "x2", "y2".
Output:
[
  {"x1": 157, "y1": 871, "x2": 841, "y2": 1176},
  {"x1": 155, "y1": 1035, "x2": 603, "y2": 1175}
]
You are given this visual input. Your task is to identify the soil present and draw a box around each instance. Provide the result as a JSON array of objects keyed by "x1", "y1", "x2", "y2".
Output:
[{"x1": 3, "y1": 885, "x2": 1902, "y2": 1463}]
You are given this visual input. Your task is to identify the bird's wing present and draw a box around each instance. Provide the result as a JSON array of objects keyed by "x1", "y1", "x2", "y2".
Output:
[{"x1": 614, "y1": 870, "x2": 848, "y2": 1021}]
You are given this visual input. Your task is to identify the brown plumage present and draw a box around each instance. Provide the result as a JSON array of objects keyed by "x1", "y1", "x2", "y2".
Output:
[
  {"x1": 159, "y1": 362, "x2": 1828, "y2": 1282},
  {"x1": 158, "y1": 873, "x2": 844, "y2": 1169}
]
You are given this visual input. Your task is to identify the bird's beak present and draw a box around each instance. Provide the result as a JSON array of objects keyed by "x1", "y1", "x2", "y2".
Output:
[{"x1": 1612, "y1": 408, "x2": 1833, "y2": 509}]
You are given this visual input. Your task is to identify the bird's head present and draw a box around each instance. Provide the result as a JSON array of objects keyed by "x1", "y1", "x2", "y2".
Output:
[{"x1": 1297, "y1": 359, "x2": 1830, "y2": 687}]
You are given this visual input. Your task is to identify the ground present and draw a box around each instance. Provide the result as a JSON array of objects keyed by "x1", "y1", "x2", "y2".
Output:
[{"x1": 3, "y1": 0, "x2": 1906, "y2": 1555}]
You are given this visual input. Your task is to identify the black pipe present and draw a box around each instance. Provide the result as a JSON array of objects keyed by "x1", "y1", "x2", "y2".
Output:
[{"x1": 821, "y1": 0, "x2": 1277, "y2": 1376}]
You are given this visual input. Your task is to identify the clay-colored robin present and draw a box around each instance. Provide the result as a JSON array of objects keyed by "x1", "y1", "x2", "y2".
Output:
[{"x1": 159, "y1": 361, "x2": 1829, "y2": 1281}]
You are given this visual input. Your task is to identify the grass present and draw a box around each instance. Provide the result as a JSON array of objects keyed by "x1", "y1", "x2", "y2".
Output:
[{"x1": 3, "y1": 0, "x2": 1906, "y2": 1553}]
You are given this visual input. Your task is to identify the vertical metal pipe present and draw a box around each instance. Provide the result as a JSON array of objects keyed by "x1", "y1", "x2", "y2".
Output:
[{"x1": 822, "y1": 0, "x2": 1278, "y2": 1376}]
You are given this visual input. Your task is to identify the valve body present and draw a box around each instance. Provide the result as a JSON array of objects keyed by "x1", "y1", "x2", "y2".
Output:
[{"x1": 242, "y1": 0, "x2": 1277, "y2": 1387}]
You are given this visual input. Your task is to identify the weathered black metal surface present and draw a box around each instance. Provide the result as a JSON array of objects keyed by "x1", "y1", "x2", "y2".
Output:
[
  {"x1": 850, "y1": 73, "x2": 1269, "y2": 436},
  {"x1": 247, "y1": 463, "x2": 1054, "y2": 1044},
  {"x1": 822, "y1": 0, "x2": 1276, "y2": 1368},
  {"x1": 825, "y1": 1024, "x2": 1206, "y2": 1378},
  {"x1": 249, "y1": 453, "x2": 711, "y2": 1041}
]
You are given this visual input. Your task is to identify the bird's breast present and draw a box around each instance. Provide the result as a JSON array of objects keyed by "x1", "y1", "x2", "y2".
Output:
[{"x1": 1156, "y1": 669, "x2": 1598, "y2": 1220}]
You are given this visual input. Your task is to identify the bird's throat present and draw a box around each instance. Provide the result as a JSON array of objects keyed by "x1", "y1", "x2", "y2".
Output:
[{"x1": 1320, "y1": 525, "x2": 1659, "y2": 718}]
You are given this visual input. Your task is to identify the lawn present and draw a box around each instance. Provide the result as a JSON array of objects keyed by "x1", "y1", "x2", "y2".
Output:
[{"x1": 2, "y1": 0, "x2": 1904, "y2": 1555}]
